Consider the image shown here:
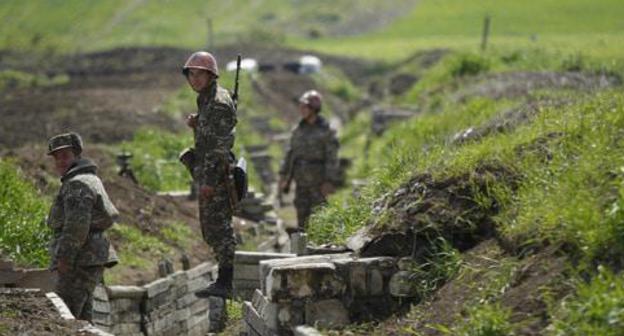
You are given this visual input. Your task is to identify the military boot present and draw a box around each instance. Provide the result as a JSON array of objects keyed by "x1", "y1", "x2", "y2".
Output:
[{"x1": 195, "y1": 266, "x2": 233, "y2": 298}]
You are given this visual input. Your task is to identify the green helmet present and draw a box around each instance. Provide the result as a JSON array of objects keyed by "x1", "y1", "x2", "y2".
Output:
[{"x1": 47, "y1": 132, "x2": 83, "y2": 156}]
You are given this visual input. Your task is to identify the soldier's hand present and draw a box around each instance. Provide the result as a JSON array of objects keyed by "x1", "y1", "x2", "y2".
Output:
[
  {"x1": 199, "y1": 185, "x2": 215, "y2": 200},
  {"x1": 320, "y1": 182, "x2": 335, "y2": 197},
  {"x1": 57, "y1": 259, "x2": 71, "y2": 275},
  {"x1": 186, "y1": 113, "x2": 198, "y2": 129}
]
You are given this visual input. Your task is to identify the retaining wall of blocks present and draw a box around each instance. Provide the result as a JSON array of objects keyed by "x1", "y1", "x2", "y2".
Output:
[
  {"x1": 242, "y1": 253, "x2": 402, "y2": 336},
  {"x1": 92, "y1": 262, "x2": 226, "y2": 336},
  {"x1": 233, "y1": 251, "x2": 296, "y2": 301}
]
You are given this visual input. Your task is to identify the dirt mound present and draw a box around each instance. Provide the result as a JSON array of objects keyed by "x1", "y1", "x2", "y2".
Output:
[
  {"x1": 452, "y1": 97, "x2": 573, "y2": 145},
  {"x1": 393, "y1": 240, "x2": 569, "y2": 335},
  {"x1": 455, "y1": 71, "x2": 621, "y2": 101},
  {"x1": 0, "y1": 47, "x2": 189, "y2": 148},
  {"x1": 0, "y1": 289, "x2": 96, "y2": 335},
  {"x1": 348, "y1": 163, "x2": 518, "y2": 258}
]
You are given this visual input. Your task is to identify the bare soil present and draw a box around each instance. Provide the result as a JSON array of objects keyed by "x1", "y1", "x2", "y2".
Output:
[{"x1": 0, "y1": 289, "x2": 96, "y2": 336}]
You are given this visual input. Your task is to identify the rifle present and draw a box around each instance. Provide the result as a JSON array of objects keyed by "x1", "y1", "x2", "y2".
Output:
[
  {"x1": 232, "y1": 54, "x2": 241, "y2": 108},
  {"x1": 278, "y1": 154, "x2": 295, "y2": 207}
]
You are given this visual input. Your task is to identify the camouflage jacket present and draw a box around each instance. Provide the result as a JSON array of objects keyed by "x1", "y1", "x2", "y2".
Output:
[
  {"x1": 47, "y1": 158, "x2": 119, "y2": 269},
  {"x1": 193, "y1": 83, "x2": 237, "y2": 187},
  {"x1": 279, "y1": 116, "x2": 340, "y2": 187}
]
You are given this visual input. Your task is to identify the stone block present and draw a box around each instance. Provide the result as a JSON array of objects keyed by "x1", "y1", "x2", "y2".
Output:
[
  {"x1": 110, "y1": 322, "x2": 141, "y2": 334},
  {"x1": 110, "y1": 297, "x2": 141, "y2": 312},
  {"x1": 260, "y1": 255, "x2": 335, "y2": 292},
  {"x1": 243, "y1": 301, "x2": 277, "y2": 336},
  {"x1": 235, "y1": 251, "x2": 296, "y2": 264},
  {"x1": 189, "y1": 298, "x2": 209, "y2": 315},
  {"x1": 145, "y1": 277, "x2": 172, "y2": 298},
  {"x1": 389, "y1": 270, "x2": 418, "y2": 297},
  {"x1": 368, "y1": 268, "x2": 384, "y2": 296},
  {"x1": 293, "y1": 325, "x2": 323, "y2": 336},
  {"x1": 305, "y1": 299, "x2": 350, "y2": 329},
  {"x1": 276, "y1": 302, "x2": 305, "y2": 332},
  {"x1": 290, "y1": 232, "x2": 308, "y2": 256},
  {"x1": 186, "y1": 262, "x2": 214, "y2": 280},
  {"x1": 106, "y1": 285, "x2": 146, "y2": 300},
  {"x1": 265, "y1": 262, "x2": 345, "y2": 301},
  {"x1": 93, "y1": 285, "x2": 109, "y2": 301},
  {"x1": 144, "y1": 290, "x2": 173, "y2": 312},
  {"x1": 234, "y1": 264, "x2": 261, "y2": 280},
  {"x1": 187, "y1": 275, "x2": 211, "y2": 293},
  {"x1": 46, "y1": 292, "x2": 74, "y2": 320},
  {"x1": 93, "y1": 299, "x2": 111, "y2": 314}
]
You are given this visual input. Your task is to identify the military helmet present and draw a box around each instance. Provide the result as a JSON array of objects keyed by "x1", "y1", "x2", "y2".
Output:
[
  {"x1": 47, "y1": 132, "x2": 83, "y2": 156},
  {"x1": 299, "y1": 90, "x2": 322, "y2": 112},
  {"x1": 182, "y1": 51, "x2": 219, "y2": 77}
]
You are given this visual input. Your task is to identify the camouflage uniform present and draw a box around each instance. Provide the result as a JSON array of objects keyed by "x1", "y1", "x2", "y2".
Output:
[
  {"x1": 47, "y1": 148, "x2": 119, "y2": 321},
  {"x1": 192, "y1": 83, "x2": 237, "y2": 269},
  {"x1": 279, "y1": 115, "x2": 340, "y2": 229}
]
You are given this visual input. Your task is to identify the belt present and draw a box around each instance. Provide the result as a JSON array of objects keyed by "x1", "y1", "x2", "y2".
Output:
[{"x1": 296, "y1": 159, "x2": 325, "y2": 165}]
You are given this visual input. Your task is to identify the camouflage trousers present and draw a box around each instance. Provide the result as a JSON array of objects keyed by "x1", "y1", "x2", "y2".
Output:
[
  {"x1": 56, "y1": 266, "x2": 104, "y2": 321},
  {"x1": 199, "y1": 186, "x2": 236, "y2": 269},
  {"x1": 294, "y1": 185, "x2": 326, "y2": 230}
]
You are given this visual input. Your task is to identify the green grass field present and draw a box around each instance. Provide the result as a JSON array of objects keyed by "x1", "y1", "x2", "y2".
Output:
[{"x1": 294, "y1": 0, "x2": 624, "y2": 62}]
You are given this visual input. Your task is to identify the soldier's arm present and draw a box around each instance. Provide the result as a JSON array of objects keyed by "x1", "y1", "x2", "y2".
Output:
[
  {"x1": 200, "y1": 102, "x2": 237, "y2": 187},
  {"x1": 56, "y1": 180, "x2": 95, "y2": 270},
  {"x1": 323, "y1": 128, "x2": 341, "y2": 184}
]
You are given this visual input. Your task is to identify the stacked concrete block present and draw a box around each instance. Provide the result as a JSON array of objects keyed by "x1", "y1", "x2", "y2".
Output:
[
  {"x1": 106, "y1": 285, "x2": 146, "y2": 336},
  {"x1": 92, "y1": 285, "x2": 113, "y2": 333},
  {"x1": 233, "y1": 251, "x2": 296, "y2": 300},
  {"x1": 244, "y1": 253, "x2": 401, "y2": 335}
]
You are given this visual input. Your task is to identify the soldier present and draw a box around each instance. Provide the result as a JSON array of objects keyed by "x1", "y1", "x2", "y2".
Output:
[
  {"x1": 279, "y1": 90, "x2": 340, "y2": 231},
  {"x1": 180, "y1": 51, "x2": 237, "y2": 298},
  {"x1": 46, "y1": 132, "x2": 119, "y2": 321}
]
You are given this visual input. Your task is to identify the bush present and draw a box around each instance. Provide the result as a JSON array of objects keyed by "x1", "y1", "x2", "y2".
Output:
[
  {"x1": 450, "y1": 53, "x2": 491, "y2": 77},
  {"x1": 0, "y1": 159, "x2": 50, "y2": 267}
]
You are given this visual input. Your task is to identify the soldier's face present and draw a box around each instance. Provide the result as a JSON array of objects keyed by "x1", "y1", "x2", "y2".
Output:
[
  {"x1": 187, "y1": 69, "x2": 214, "y2": 92},
  {"x1": 299, "y1": 103, "x2": 314, "y2": 121},
  {"x1": 51, "y1": 148, "x2": 76, "y2": 176}
]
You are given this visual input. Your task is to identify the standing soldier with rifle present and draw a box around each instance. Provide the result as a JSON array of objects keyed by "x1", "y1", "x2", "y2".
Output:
[
  {"x1": 279, "y1": 90, "x2": 340, "y2": 232},
  {"x1": 179, "y1": 51, "x2": 239, "y2": 298}
]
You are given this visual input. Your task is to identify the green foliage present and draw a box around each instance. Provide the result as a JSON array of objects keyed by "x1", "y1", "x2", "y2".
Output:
[
  {"x1": 109, "y1": 223, "x2": 172, "y2": 269},
  {"x1": 0, "y1": 69, "x2": 69, "y2": 91},
  {"x1": 121, "y1": 128, "x2": 193, "y2": 192},
  {"x1": 0, "y1": 159, "x2": 50, "y2": 267},
  {"x1": 161, "y1": 221, "x2": 194, "y2": 250},
  {"x1": 453, "y1": 303, "x2": 513, "y2": 336},
  {"x1": 408, "y1": 237, "x2": 462, "y2": 298},
  {"x1": 450, "y1": 53, "x2": 491, "y2": 77},
  {"x1": 549, "y1": 267, "x2": 624, "y2": 336}
]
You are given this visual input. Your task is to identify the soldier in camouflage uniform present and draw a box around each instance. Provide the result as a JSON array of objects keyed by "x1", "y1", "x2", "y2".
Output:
[
  {"x1": 46, "y1": 132, "x2": 119, "y2": 321},
  {"x1": 279, "y1": 90, "x2": 340, "y2": 231},
  {"x1": 180, "y1": 51, "x2": 237, "y2": 298}
]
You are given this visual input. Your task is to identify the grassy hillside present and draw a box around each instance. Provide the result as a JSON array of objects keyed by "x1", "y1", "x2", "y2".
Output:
[
  {"x1": 0, "y1": 0, "x2": 414, "y2": 52},
  {"x1": 295, "y1": 0, "x2": 624, "y2": 61}
]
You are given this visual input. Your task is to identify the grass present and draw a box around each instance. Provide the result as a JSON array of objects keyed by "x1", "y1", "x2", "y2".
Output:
[
  {"x1": 294, "y1": 0, "x2": 624, "y2": 62},
  {"x1": 549, "y1": 266, "x2": 624, "y2": 336},
  {"x1": 0, "y1": 0, "x2": 413, "y2": 52},
  {"x1": 108, "y1": 223, "x2": 172, "y2": 272},
  {"x1": 0, "y1": 159, "x2": 50, "y2": 267}
]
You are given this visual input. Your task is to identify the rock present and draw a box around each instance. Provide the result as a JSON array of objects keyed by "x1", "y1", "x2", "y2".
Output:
[
  {"x1": 389, "y1": 271, "x2": 418, "y2": 297},
  {"x1": 265, "y1": 262, "x2": 345, "y2": 301},
  {"x1": 305, "y1": 299, "x2": 350, "y2": 329},
  {"x1": 106, "y1": 285, "x2": 146, "y2": 300}
]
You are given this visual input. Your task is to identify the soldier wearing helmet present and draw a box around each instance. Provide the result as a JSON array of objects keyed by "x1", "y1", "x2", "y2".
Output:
[
  {"x1": 46, "y1": 132, "x2": 119, "y2": 321},
  {"x1": 279, "y1": 90, "x2": 340, "y2": 231},
  {"x1": 180, "y1": 51, "x2": 237, "y2": 298}
]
